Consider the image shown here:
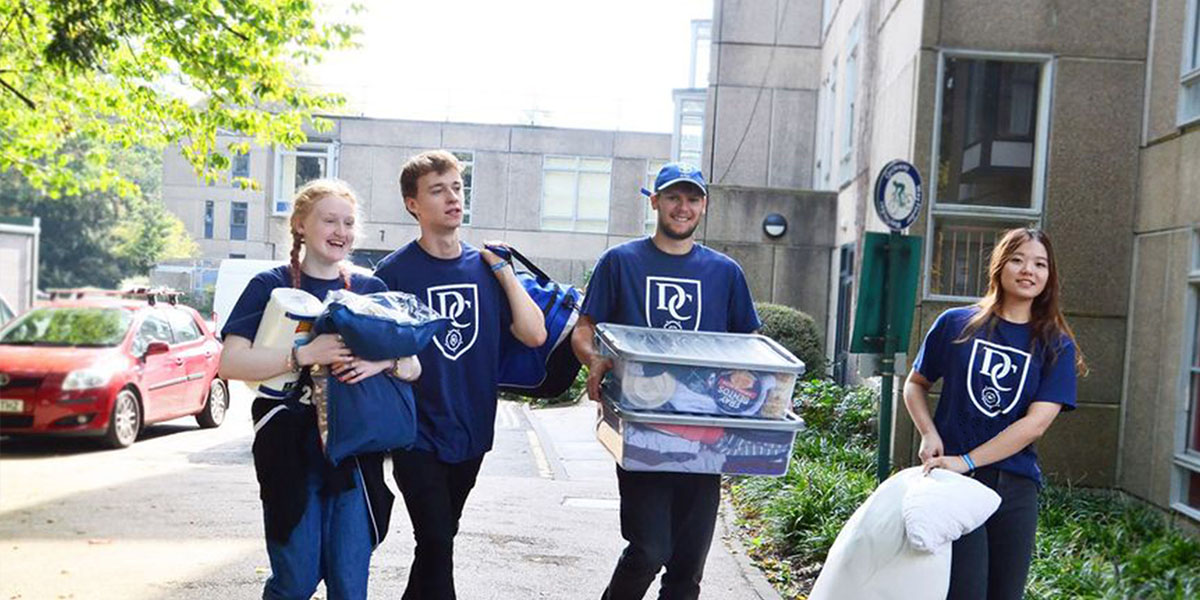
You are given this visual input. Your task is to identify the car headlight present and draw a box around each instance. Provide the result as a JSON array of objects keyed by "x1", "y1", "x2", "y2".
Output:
[{"x1": 62, "y1": 368, "x2": 113, "y2": 391}]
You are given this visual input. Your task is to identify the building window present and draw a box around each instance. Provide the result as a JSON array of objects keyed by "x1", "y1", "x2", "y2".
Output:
[
  {"x1": 274, "y1": 143, "x2": 337, "y2": 215},
  {"x1": 231, "y1": 151, "x2": 250, "y2": 186},
  {"x1": 1176, "y1": 233, "x2": 1200, "y2": 520},
  {"x1": 690, "y1": 20, "x2": 712, "y2": 88},
  {"x1": 203, "y1": 201, "x2": 214, "y2": 239},
  {"x1": 644, "y1": 159, "x2": 670, "y2": 235},
  {"x1": 839, "y1": 19, "x2": 860, "y2": 186},
  {"x1": 925, "y1": 52, "x2": 1052, "y2": 300},
  {"x1": 814, "y1": 64, "x2": 836, "y2": 191},
  {"x1": 229, "y1": 253, "x2": 246, "y2": 259},
  {"x1": 541, "y1": 156, "x2": 611, "y2": 233},
  {"x1": 1181, "y1": 0, "x2": 1200, "y2": 125},
  {"x1": 674, "y1": 92, "x2": 706, "y2": 166},
  {"x1": 230, "y1": 202, "x2": 247, "y2": 241},
  {"x1": 452, "y1": 151, "x2": 474, "y2": 226}
]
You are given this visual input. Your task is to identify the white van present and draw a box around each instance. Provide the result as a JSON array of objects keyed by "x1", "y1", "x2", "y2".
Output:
[{"x1": 212, "y1": 259, "x2": 284, "y2": 334}]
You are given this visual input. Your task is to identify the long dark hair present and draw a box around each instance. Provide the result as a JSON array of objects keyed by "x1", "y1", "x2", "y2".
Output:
[{"x1": 955, "y1": 227, "x2": 1087, "y2": 375}]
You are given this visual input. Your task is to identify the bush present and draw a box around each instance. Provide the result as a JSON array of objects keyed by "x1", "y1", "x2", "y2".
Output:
[
  {"x1": 1026, "y1": 486, "x2": 1200, "y2": 599},
  {"x1": 755, "y1": 302, "x2": 826, "y2": 380},
  {"x1": 728, "y1": 381, "x2": 879, "y2": 596}
]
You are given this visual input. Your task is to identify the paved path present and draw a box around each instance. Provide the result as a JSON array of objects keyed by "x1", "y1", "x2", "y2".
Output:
[{"x1": 0, "y1": 383, "x2": 780, "y2": 599}]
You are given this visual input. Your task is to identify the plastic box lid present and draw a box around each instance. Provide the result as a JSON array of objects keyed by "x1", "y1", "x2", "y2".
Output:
[
  {"x1": 595, "y1": 323, "x2": 806, "y2": 375},
  {"x1": 603, "y1": 396, "x2": 806, "y2": 431}
]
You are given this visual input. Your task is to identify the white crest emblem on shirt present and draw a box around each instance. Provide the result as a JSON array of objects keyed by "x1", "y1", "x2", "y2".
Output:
[
  {"x1": 427, "y1": 283, "x2": 478, "y2": 360},
  {"x1": 644, "y1": 276, "x2": 701, "y2": 330},
  {"x1": 966, "y1": 339, "x2": 1031, "y2": 417}
]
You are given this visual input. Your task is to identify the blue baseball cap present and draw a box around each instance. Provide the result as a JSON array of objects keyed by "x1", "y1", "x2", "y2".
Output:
[{"x1": 640, "y1": 162, "x2": 707, "y2": 197}]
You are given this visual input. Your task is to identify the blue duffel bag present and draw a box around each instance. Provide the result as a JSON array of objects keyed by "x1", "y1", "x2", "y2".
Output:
[
  {"x1": 310, "y1": 290, "x2": 449, "y2": 465},
  {"x1": 487, "y1": 245, "x2": 584, "y2": 399}
]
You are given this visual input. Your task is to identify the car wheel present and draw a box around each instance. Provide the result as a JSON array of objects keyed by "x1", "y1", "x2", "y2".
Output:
[
  {"x1": 104, "y1": 389, "x2": 141, "y2": 449},
  {"x1": 196, "y1": 378, "x2": 228, "y2": 429}
]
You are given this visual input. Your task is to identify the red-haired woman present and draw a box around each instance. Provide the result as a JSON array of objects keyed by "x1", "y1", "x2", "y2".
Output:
[
  {"x1": 904, "y1": 227, "x2": 1086, "y2": 600},
  {"x1": 219, "y1": 179, "x2": 419, "y2": 600}
]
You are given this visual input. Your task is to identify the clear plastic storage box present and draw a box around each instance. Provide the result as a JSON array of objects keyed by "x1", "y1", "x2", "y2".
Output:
[
  {"x1": 596, "y1": 386, "x2": 805, "y2": 476},
  {"x1": 595, "y1": 323, "x2": 806, "y2": 420}
]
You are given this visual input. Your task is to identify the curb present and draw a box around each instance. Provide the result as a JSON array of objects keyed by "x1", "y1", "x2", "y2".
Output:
[
  {"x1": 517, "y1": 400, "x2": 572, "y2": 481},
  {"x1": 719, "y1": 497, "x2": 785, "y2": 600}
]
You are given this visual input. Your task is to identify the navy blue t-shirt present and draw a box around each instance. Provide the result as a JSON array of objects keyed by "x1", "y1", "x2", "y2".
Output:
[
  {"x1": 581, "y1": 238, "x2": 761, "y2": 333},
  {"x1": 373, "y1": 241, "x2": 512, "y2": 463},
  {"x1": 912, "y1": 306, "x2": 1077, "y2": 485},
  {"x1": 220, "y1": 265, "x2": 387, "y2": 342}
]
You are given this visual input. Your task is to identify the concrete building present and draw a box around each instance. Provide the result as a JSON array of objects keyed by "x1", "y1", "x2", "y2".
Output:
[
  {"x1": 160, "y1": 112, "x2": 838, "y2": 328},
  {"x1": 162, "y1": 120, "x2": 673, "y2": 286},
  {"x1": 707, "y1": 0, "x2": 1199, "y2": 522}
]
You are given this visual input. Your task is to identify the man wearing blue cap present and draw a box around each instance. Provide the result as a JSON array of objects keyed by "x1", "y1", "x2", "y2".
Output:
[{"x1": 572, "y1": 162, "x2": 761, "y2": 599}]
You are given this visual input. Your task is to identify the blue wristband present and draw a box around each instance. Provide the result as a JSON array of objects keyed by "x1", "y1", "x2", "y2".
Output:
[
  {"x1": 961, "y1": 453, "x2": 976, "y2": 472},
  {"x1": 490, "y1": 259, "x2": 509, "y2": 272}
]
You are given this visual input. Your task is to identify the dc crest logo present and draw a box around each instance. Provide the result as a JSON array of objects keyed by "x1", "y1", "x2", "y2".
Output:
[
  {"x1": 644, "y1": 276, "x2": 701, "y2": 331},
  {"x1": 966, "y1": 339, "x2": 1031, "y2": 417},
  {"x1": 427, "y1": 283, "x2": 478, "y2": 360}
]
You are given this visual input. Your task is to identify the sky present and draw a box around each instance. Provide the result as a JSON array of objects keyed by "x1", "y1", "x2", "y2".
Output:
[{"x1": 305, "y1": 0, "x2": 713, "y2": 133}]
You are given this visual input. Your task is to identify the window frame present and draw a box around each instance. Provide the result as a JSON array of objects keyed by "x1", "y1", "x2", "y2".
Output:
[
  {"x1": 230, "y1": 151, "x2": 250, "y2": 185},
  {"x1": 923, "y1": 49, "x2": 1055, "y2": 302},
  {"x1": 203, "y1": 200, "x2": 214, "y2": 240},
  {"x1": 838, "y1": 18, "x2": 860, "y2": 186},
  {"x1": 451, "y1": 150, "x2": 475, "y2": 226},
  {"x1": 643, "y1": 158, "x2": 670, "y2": 235},
  {"x1": 1172, "y1": 230, "x2": 1200, "y2": 522},
  {"x1": 272, "y1": 142, "x2": 339, "y2": 216},
  {"x1": 230, "y1": 201, "x2": 248, "y2": 241},
  {"x1": 1180, "y1": 0, "x2": 1200, "y2": 126},
  {"x1": 673, "y1": 90, "x2": 706, "y2": 165},
  {"x1": 689, "y1": 20, "x2": 712, "y2": 89},
  {"x1": 547, "y1": 156, "x2": 619, "y2": 232}
]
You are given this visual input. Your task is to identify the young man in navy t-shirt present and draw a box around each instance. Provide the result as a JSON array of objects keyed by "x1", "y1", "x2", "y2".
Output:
[
  {"x1": 572, "y1": 163, "x2": 761, "y2": 600},
  {"x1": 373, "y1": 150, "x2": 546, "y2": 599}
]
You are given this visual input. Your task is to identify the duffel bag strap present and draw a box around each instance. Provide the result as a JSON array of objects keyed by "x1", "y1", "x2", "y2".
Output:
[{"x1": 505, "y1": 246, "x2": 552, "y2": 284}]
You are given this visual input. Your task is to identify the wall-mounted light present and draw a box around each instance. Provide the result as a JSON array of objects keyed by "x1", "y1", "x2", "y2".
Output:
[{"x1": 762, "y1": 213, "x2": 788, "y2": 239}]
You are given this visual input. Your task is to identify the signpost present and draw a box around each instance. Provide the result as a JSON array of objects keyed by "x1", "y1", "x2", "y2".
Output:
[{"x1": 851, "y1": 160, "x2": 924, "y2": 482}]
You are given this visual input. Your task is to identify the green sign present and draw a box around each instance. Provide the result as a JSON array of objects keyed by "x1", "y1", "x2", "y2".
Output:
[{"x1": 849, "y1": 232, "x2": 923, "y2": 355}]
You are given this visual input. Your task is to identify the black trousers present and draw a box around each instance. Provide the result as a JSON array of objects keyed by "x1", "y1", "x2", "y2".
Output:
[
  {"x1": 391, "y1": 449, "x2": 484, "y2": 600},
  {"x1": 602, "y1": 467, "x2": 722, "y2": 600},
  {"x1": 947, "y1": 467, "x2": 1040, "y2": 600}
]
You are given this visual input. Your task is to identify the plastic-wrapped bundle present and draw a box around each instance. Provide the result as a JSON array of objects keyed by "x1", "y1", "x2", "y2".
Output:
[
  {"x1": 308, "y1": 290, "x2": 450, "y2": 466},
  {"x1": 319, "y1": 290, "x2": 449, "y2": 360}
]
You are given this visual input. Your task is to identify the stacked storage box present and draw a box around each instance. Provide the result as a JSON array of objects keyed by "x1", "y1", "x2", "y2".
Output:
[{"x1": 594, "y1": 323, "x2": 806, "y2": 477}]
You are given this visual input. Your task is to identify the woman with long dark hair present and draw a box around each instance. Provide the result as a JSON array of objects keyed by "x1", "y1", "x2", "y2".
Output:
[{"x1": 904, "y1": 227, "x2": 1086, "y2": 600}]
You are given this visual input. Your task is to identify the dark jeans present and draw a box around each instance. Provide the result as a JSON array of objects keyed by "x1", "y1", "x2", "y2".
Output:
[
  {"x1": 947, "y1": 467, "x2": 1040, "y2": 600},
  {"x1": 391, "y1": 449, "x2": 484, "y2": 600},
  {"x1": 602, "y1": 467, "x2": 722, "y2": 600}
]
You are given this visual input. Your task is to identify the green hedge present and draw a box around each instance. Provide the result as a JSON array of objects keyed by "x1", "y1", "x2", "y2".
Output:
[{"x1": 755, "y1": 302, "x2": 826, "y2": 380}]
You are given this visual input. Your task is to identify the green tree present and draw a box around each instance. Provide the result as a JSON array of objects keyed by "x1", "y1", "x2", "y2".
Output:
[
  {"x1": 0, "y1": 142, "x2": 195, "y2": 288},
  {"x1": 0, "y1": 0, "x2": 357, "y2": 198}
]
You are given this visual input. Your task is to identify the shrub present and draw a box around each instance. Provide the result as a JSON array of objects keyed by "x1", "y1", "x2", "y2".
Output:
[
  {"x1": 728, "y1": 381, "x2": 879, "y2": 595},
  {"x1": 755, "y1": 302, "x2": 826, "y2": 380}
]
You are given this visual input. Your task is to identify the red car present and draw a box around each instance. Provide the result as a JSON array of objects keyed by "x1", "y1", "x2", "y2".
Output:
[{"x1": 0, "y1": 293, "x2": 228, "y2": 448}]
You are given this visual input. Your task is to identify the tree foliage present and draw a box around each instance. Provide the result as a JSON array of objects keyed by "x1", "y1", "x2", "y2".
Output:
[
  {"x1": 0, "y1": 0, "x2": 358, "y2": 197},
  {"x1": 0, "y1": 142, "x2": 195, "y2": 289}
]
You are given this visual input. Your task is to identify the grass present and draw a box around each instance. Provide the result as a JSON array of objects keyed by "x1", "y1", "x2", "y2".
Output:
[{"x1": 727, "y1": 380, "x2": 1200, "y2": 600}]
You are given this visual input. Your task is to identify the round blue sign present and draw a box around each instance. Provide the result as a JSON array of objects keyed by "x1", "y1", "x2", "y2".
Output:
[{"x1": 873, "y1": 160, "x2": 923, "y2": 231}]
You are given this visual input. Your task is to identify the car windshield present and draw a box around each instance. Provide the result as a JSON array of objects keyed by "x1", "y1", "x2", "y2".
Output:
[{"x1": 0, "y1": 307, "x2": 132, "y2": 347}]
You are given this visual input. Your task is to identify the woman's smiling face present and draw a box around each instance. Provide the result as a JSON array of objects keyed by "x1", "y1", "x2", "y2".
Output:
[
  {"x1": 299, "y1": 194, "x2": 357, "y2": 264},
  {"x1": 999, "y1": 238, "x2": 1049, "y2": 303}
]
